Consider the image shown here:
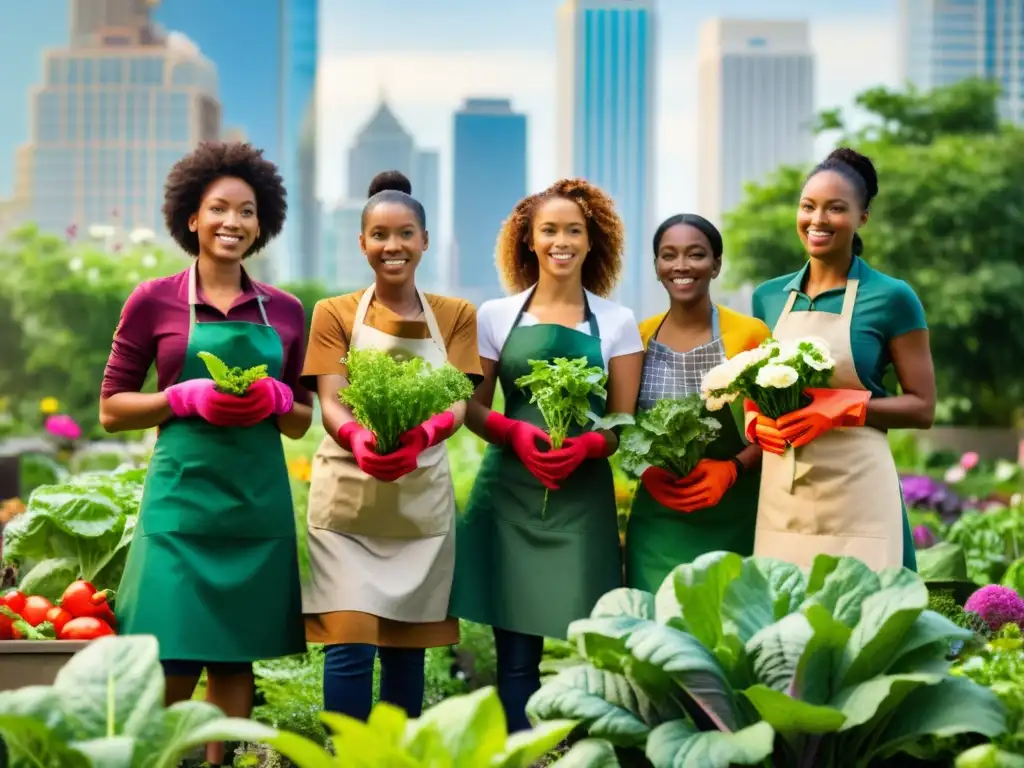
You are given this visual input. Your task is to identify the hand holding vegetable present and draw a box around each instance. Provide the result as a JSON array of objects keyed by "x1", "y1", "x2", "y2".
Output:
[
  {"x1": 673, "y1": 459, "x2": 738, "y2": 512},
  {"x1": 776, "y1": 388, "x2": 870, "y2": 447},
  {"x1": 533, "y1": 430, "x2": 613, "y2": 482},
  {"x1": 247, "y1": 377, "x2": 295, "y2": 416},
  {"x1": 165, "y1": 379, "x2": 272, "y2": 426},
  {"x1": 484, "y1": 412, "x2": 561, "y2": 490}
]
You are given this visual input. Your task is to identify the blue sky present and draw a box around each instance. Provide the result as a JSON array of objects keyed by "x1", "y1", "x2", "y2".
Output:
[
  {"x1": 320, "y1": 0, "x2": 902, "y2": 246},
  {"x1": 0, "y1": 0, "x2": 902, "y2": 250}
]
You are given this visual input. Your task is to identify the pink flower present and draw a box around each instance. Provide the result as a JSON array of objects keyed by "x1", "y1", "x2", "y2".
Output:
[
  {"x1": 45, "y1": 414, "x2": 82, "y2": 442},
  {"x1": 960, "y1": 451, "x2": 980, "y2": 471},
  {"x1": 964, "y1": 584, "x2": 1024, "y2": 632}
]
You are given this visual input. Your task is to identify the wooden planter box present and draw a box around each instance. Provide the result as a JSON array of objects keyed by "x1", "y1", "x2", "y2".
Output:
[{"x1": 0, "y1": 640, "x2": 89, "y2": 691}]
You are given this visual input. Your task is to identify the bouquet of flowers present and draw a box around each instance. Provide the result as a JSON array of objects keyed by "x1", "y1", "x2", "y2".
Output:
[{"x1": 701, "y1": 336, "x2": 835, "y2": 418}]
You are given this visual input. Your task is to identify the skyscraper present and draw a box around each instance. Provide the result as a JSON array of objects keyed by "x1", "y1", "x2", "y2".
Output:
[
  {"x1": 452, "y1": 98, "x2": 527, "y2": 306},
  {"x1": 697, "y1": 19, "x2": 815, "y2": 229},
  {"x1": 900, "y1": 0, "x2": 1023, "y2": 124},
  {"x1": 15, "y1": 0, "x2": 220, "y2": 237},
  {"x1": 556, "y1": 0, "x2": 656, "y2": 313},
  {"x1": 152, "y1": 0, "x2": 319, "y2": 282},
  {"x1": 345, "y1": 98, "x2": 442, "y2": 290}
]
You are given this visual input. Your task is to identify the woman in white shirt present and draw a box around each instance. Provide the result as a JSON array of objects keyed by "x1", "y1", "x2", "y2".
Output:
[{"x1": 450, "y1": 178, "x2": 644, "y2": 731}]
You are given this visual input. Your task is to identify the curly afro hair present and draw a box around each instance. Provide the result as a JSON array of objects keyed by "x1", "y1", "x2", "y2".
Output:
[
  {"x1": 162, "y1": 141, "x2": 287, "y2": 258},
  {"x1": 495, "y1": 178, "x2": 624, "y2": 297}
]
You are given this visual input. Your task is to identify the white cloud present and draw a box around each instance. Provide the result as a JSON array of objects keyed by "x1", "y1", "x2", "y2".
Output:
[{"x1": 317, "y1": 17, "x2": 900, "y2": 248}]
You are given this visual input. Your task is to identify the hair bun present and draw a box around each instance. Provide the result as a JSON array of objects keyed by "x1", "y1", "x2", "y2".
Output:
[
  {"x1": 826, "y1": 147, "x2": 878, "y2": 199},
  {"x1": 367, "y1": 170, "x2": 412, "y2": 197}
]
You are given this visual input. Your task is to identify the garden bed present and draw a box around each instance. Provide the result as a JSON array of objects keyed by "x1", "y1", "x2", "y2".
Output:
[{"x1": 0, "y1": 639, "x2": 88, "y2": 691}]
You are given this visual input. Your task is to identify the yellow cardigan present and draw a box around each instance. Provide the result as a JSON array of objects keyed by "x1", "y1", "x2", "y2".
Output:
[{"x1": 638, "y1": 304, "x2": 770, "y2": 358}]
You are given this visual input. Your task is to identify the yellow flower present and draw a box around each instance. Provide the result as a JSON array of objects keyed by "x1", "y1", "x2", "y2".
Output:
[
  {"x1": 40, "y1": 397, "x2": 60, "y2": 414},
  {"x1": 288, "y1": 456, "x2": 312, "y2": 483}
]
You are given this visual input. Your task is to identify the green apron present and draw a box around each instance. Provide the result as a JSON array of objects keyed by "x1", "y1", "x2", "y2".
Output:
[
  {"x1": 116, "y1": 286, "x2": 305, "y2": 662},
  {"x1": 450, "y1": 296, "x2": 621, "y2": 640},
  {"x1": 624, "y1": 313, "x2": 759, "y2": 594}
]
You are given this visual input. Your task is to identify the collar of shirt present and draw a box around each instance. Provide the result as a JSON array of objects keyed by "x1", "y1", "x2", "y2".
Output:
[
  {"x1": 174, "y1": 264, "x2": 268, "y2": 311},
  {"x1": 784, "y1": 254, "x2": 865, "y2": 296}
]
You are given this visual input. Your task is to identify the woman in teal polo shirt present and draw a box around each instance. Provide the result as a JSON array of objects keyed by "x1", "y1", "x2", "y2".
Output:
[{"x1": 747, "y1": 147, "x2": 936, "y2": 571}]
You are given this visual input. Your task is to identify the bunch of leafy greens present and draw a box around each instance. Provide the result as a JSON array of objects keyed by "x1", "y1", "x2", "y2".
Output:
[
  {"x1": 197, "y1": 351, "x2": 268, "y2": 396},
  {"x1": 339, "y1": 348, "x2": 473, "y2": 454},
  {"x1": 617, "y1": 395, "x2": 721, "y2": 479},
  {"x1": 513, "y1": 356, "x2": 607, "y2": 449},
  {"x1": 0, "y1": 635, "x2": 272, "y2": 767},
  {"x1": 1, "y1": 466, "x2": 144, "y2": 602},
  {"x1": 527, "y1": 550, "x2": 1007, "y2": 768}
]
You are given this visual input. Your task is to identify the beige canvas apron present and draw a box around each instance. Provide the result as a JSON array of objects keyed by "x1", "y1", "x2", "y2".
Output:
[
  {"x1": 753, "y1": 279, "x2": 903, "y2": 570},
  {"x1": 302, "y1": 285, "x2": 457, "y2": 622}
]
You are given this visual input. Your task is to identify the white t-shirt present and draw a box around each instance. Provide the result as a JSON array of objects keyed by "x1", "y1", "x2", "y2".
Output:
[{"x1": 477, "y1": 287, "x2": 643, "y2": 370}]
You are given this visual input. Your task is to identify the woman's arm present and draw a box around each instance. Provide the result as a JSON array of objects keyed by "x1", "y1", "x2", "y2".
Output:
[
  {"x1": 599, "y1": 351, "x2": 644, "y2": 451},
  {"x1": 464, "y1": 358, "x2": 500, "y2": 441},
  {"x1": 865, "y1": 329, "x2": 936, "y2": 430}
]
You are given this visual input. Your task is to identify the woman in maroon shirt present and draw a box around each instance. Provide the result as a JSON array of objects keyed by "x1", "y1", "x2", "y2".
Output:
[{"x1": 99, "y1": 141, "x2": 312, "y2": 766}]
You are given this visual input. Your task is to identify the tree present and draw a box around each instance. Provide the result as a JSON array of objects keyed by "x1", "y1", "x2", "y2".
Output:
[{"x1": 722, "y1": 79, "x2": 1024, "y2": 427}]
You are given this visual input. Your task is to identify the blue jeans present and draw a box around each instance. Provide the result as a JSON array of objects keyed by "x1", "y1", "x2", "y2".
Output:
[
  {"x1": 323, "y1": 643, "x2": 425, "y2": 721},
  {"x1": 493, "y1": 627, "x2": 544, "y2": 733}
]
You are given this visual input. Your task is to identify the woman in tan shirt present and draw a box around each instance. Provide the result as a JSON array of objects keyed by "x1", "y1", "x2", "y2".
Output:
[{"x1": 300, "y1": 171, "x2": 482, "y2": 721}]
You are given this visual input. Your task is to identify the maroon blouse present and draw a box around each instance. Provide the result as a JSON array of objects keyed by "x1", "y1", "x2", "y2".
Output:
[{"x1": 101, "y1": 267, "x2": 312, "y2": 406}]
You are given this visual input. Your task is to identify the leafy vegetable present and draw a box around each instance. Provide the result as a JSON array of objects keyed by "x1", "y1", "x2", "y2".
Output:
[
  {"x1": 617, "y1": 396, "x2": 721, "y2": 479},
  {"x1": 197, "y1": 350, "x2": 268, "y2": 396},
  {"x1": 527, "y1": 551, "x2": 1007, "y2": 767},
  {"x1": 339, "y1": 348, "x2": 474, "y2": 454},
  {"x1": 1, "y1": 467, "x2": 145, "y2": 602},
  {"x1": 514, "y1": 357, "x2": 607, "y2": 449},
  {"x1": 0, "y1": 635, "x2": 274, "y2": 766}
]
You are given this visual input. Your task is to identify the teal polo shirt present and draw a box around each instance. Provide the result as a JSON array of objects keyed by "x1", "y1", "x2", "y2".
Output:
[{"x1": 751, "y1": 256, "x2": 927, "y2": 398}]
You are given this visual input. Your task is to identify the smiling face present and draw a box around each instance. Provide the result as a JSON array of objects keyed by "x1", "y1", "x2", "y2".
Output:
[
  {"x1": 797, "y1": 170, "x2": 869, "y2": 259},
  {"x1": 359, "y1": 201, "x2": 427, "y2": 286},
  {"x1": 655, "y1": 223, "x2": 720, "y2": 305},
  {"x1": 189, "y1": 176, "x2": 259, "y2": 262},
  {"x1": 529, "y1": 196, "x2": 590, "y2": 284}
]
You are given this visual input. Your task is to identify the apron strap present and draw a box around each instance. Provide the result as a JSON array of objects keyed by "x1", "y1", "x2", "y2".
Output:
[{"x1": 351, "y1": 284, "x2": 447, "y2": 355}]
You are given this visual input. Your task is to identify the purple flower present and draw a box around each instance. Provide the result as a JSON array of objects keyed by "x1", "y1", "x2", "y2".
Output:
[
  {"x1": 964, "y1": 585, "x2": 1024, "y2": 632},
  {"x1": 912, "y1": 525, "x2": 937, "y2": 549},
  {"x1": 44, "y1": 414, "x2": 82, "y2": 442}
]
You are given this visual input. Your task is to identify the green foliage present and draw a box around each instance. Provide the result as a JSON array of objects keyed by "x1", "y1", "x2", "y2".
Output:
[
  {"x1": 0, "y1": 226, "x2": 185, "y2": 433},
  {"x1": 527, "y1": 551, "x2": 1006, "y2": 767},
  {"x1": 1, "y1": 465, "x2": 145, "y2": 601},
  {"x1": 721, "y1": 78, "x2": 1024, "y2": 427},
  {"x1": 196, "y1": 351, "x2": 268, "y2": 395},
  {"x1": 339, "y1": 348, "x2": 474, "y2": 454},
  {"x1": 0, "y1": 635, "x2": 273, "y2": 767},
  {"x1": 514, "y1": 357, "x2": 610, "y2": 449},
  {"x1": 617, "y1": 396, "x2": 720, "y2": 479}
]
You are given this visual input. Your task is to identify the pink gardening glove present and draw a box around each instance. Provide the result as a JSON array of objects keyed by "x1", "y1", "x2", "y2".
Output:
[
  {"x1": 247, "y1": 377, "x2": 294, "y2": 416},
  {"x1": 165, "y1": 379, "x2": 272, "y2": 427}
]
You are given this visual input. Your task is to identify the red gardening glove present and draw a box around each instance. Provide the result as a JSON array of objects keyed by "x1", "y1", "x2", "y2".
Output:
[
  {"x1": 674, "y1": 459, "x2": 738, "y2": 512},
  {"x1": 400, "y1": 411, "x2": 457, "y2": 450},
  {"x1": 640, "y1": 467, "x2": 692, "y2": 512},
  {"x1": 533, "y1": 431, "x2": 613, "y2": 482},
  {"x1": 247, "y1": 377, "x2": 294, "y2": 415},
  {"x1": 485, "y1": 412, "x2": 561, "y2": 490},
  {"x1": 165, "y1": 379, "x2": 273, "y2": 427},
  {"x1": 744, "y1": 399, "x2": 786, "y2": 455},
  {"x1": 777, "y1": 388, "x2": 871, "y2": 448}
]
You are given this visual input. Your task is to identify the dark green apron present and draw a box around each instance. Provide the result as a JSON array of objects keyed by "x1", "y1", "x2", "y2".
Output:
[
  {"x1": 625, "y1": 397, "x2": 758, "y2": 593},
  {"x1": 116, "y1": 284, "x2": 305, "y2": 662},
  {"x1": 450, "y1": 296, "x2": 621, "y2": 640}
]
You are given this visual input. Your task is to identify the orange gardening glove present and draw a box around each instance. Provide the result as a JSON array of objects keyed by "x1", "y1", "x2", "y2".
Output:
[
  {"x1": 675, "y1": 459, "x2": 738, "y2": 512},
  {"x1": 744, "y1": 399, "x2": 786, "y2": 455},
  {"x1": 777, "y1": 388, "x2": 871, "y2": 448}
]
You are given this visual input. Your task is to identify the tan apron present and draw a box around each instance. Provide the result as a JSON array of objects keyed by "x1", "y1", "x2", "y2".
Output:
[
  {"x1": 753, "y1": 279, "x2": 903, "y2": 570},
  {"x1": 302, "y1": 285, "x2": 457, "y2": 623}
]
